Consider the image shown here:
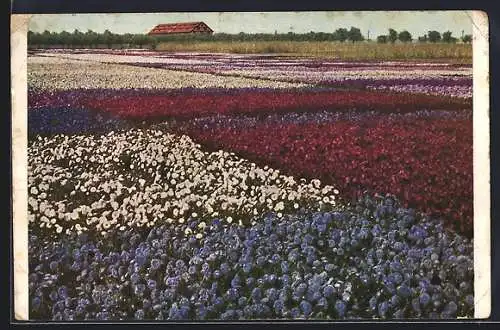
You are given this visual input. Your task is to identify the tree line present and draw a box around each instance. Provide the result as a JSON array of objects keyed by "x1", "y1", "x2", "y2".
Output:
[
  {"x1": 28, "y1": 27, "x2": 472, "y2": 48},
  {"x1": 28, "y1": 30, "x2": 156, "y2": 48},
  {"x1": 376, "y1": 28, "x2": 472, "y2": 44}
]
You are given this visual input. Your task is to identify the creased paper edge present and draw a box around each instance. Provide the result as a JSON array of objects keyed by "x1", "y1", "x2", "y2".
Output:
[
  {"x1": 472, "y1": 10, "x2": 491, "y2": 319},
  {"x1": 11, "y1": 14, "x2": 31, "y2": 321}
]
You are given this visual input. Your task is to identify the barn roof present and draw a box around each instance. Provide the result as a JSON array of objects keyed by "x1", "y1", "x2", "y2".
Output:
[{"x1": 148, "y1": 22, "x2": 213, "y2": 35}]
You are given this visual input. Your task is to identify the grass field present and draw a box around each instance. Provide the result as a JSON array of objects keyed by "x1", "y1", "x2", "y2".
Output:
[{"x1": 155, "y1": 41, "x2": 472, "y2": 63}]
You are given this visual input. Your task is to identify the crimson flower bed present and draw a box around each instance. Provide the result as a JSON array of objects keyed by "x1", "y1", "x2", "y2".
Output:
[
  {"x1": 173, "y1": 115, "x2": 473, "y2": 237},
  {"x1": 76, "y1": 89, "x2": 470, "y2": 119}
]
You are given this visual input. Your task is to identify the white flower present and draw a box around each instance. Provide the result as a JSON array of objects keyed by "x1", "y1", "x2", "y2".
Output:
[
  {"x1": 227, "y1": 216, "x2": 233, "y2": 224},
  {"x1": 294, "y1": 203, "x2": 299, "y2": 209}
]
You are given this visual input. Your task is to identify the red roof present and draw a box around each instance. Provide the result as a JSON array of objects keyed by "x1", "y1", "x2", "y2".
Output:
[{"x1": 148, "y1": 22, "x2": 213, "y2": 35}]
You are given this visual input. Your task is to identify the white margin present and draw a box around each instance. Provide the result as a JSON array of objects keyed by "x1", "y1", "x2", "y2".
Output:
[
  {"x1": 472, "y1": 10, "x2": 491, "y2": 319},
  {"x1": 12, "y1": 14, "x2": 31, "y2": 321}
]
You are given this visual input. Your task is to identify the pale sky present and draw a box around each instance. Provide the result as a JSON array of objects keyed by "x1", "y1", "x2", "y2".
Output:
[{"x1": 28, "y1": 11, "x2": 474, "y2": 38}]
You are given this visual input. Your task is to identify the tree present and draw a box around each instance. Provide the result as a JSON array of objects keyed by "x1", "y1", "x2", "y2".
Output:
[
  {"x1": 102, "y1": 29, "x2": 114, "y2": 47},
  {"x1": 333, "y1": 28, "x2": 349, "y2": 42},
  {"x1": 418, "y1": 35, "x2": 428, "y2": 42},
  {"x1": 398, "y1": 30, "x2": 412, "y2": 43},
  {"x1": 28, "y1": 31, "x2": 42, "y2": 45},
  {"x1": 427, "y1": 30, "x2": 441, "y2": 43},
  {"x1": 83, "y1": 30, "x2": 99, "y2": 47},
  {"x1": 70, "y1": 29, "x2": 84, "y2": 47},
  {"x1": 461, "y1": 34, "x2": 472, "y2": 43},
  {"x1": 347, "y1": 27, "x2": 364, "y2": 42},
  {"x1": 41, "y1": 30, "x2": 52, "y2": 45},
  {"x1": 377, "y1": 35, "x2": 388, "y2": 43},
  {"x1": 59, "y1": 31, "x2": 72, "y2": 45},
  {"x1": 442, "y1": 31, "x2": 457, "y2": 43},
  {"x1": 388, "y1": 28, "x2": 398, "y2": 43}
]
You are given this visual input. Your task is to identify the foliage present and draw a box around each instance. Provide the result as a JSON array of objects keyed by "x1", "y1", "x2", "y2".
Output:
[
  {"x1": 398, "y1": 31, "x2": 412, "y2": 43},
  {"x1": 377, "y1": 35, "x2": 388, "y2": 44},
  {"x1": 442, "y1": 31, "x2": 457, "y2": 43},
  {"x1": 388, "y1": 29, "x2": 398, "y2": 44},
  {"x1": 347, "y1": 27, "x2": 364, "y2": 43},
  {"x1": 427, "y1": 31, "x2": 442, "y2": 43},
  {"x1": 461, "y1": 34, "x2": 472, "y2": 43},
  {"x1": 333, "y1": 28, "x2": 349, "y2": 43}
]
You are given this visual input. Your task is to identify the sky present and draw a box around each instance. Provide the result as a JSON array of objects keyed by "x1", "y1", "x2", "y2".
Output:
[{"x1": 28, "y1": 11, "x2": 474, "y2": 39}]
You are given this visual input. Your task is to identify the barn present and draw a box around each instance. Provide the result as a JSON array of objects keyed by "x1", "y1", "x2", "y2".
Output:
[{"x1": 147, "y1": 22, "x2": 214, "y2": 36}]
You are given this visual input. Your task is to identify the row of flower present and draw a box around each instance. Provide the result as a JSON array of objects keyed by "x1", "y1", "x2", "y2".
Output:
[
  {"x1": 170, "y1": 112, "x2": 473, "y2": 237},
  {"x1": 126, "y1": 60, "x2": 472, "y2": 99},
  {"x1": 28, "y1": 129, "x2": 342, "y2": 238},
  {"x1": 158, "y1": 66, "x2": 472, "y2": 99},
  {"x1": 29, "y1": 201, "x2": 474, "y2": 320},
  {"x1": 29, "y1": 88, "x2": 471, "y2": 120},
  {"x1": 28, "y1": 107, "x2": 128, "y2": 136},
  {"x1": 28, "y1": 58, "x2": 306, "y2": 92},
  {"x1": 181, "y1": 109, "x2": 472, "y2": 132},
  {"x1": 32, "y1": 51, "x2": 472, "y2": 98},
  {"x1": 28, "y1": 127, "x2": 473, "y2": 320},
  {"x1": 36, "y1": 50, "x2": 470, "y2": 70},
  {"x1": 26, "y1": 109, "x2": 473, "y2": 238}
]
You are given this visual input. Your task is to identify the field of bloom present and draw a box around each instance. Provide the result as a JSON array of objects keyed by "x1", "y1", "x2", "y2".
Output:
[{"x1": 27, "y1": 49, "x2": 474, "y2": 320}]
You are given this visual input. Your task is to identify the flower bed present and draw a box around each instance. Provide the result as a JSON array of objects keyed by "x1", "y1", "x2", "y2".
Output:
[
  {"x1": 28, "y1": 129, "x2": 341, "y2": 238},
  {"x1": 29, "y1": 193, "x2": 473, "y2": 320},
  {"x1": 28, "y1": 107, "x2": 129, "y2": 136},
  {"x1": 28, "y1": 61, "x2": 307, "y2": 92},
  {"x1": 172, "y1": 112, "x2": 473, "y2": 237},
  {"x1": 26, "y1": 51, "x2": 475, "y2": 320},
  {"x1": 30, "y1": 51, "x2": 472, "y2": 99},
  {"x1": 75, "y1": 89, "x2": 470, "y2": 119}
]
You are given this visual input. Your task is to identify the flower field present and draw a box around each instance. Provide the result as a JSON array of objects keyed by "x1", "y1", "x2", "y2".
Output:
[{"x1": 27, "y1": 49, "x2": 474, "y2": 320}]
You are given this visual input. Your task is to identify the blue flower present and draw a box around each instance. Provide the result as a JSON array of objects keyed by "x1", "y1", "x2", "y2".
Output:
[
  {"x1": 335, "y1": 300, "x2": 347, "y2": 317},
  {"x1": 242, "y1": 262, "x2": 252, "y2": 273},
  {"x1": 49, "y1": 261, "x2": 58, "y2": 272},
  {"x1": 419, "y1": 292, "x2": 431, "y2": 306},
  {"x1": 57, "y1": 286, "x2": 68, "y2": 299},
  {"x1": 290, "y1": 307, "x2": 301, "y2": 318},
  {"x1": 378, "y1": 301, "x2": 389, "y2": 318},
  {"x1": 300, "y1": 300, "x2": 313, "y2": 316},
  {"x1": 147, "y1": 279, "x2": 157, "y2": 290},
  {"x1": 251, "y1": 287, "x2": 262, "y2": 303},
  {"x1": 31, "y1": 297, "x2": 41, "y2": 311},
  {"x1": 246, "y1": 277, "x2": 255, "y2": 288}
]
